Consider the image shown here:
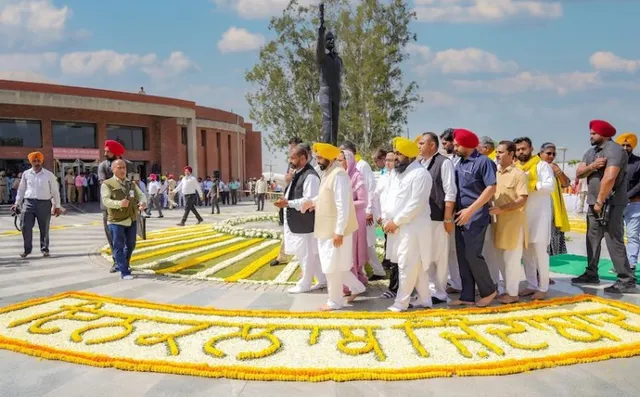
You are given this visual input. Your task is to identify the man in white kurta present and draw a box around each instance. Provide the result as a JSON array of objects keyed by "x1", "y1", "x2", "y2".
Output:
[
  {"x1": 440, "y1": 128, "x2": 462, "y2": 293},
  {"x1": 275, "y1": 145, "x2": 326, "y2": 293},
  {"x1": 377, "y1": 152, "x2": 401, "y2": 299},
  {"x1": 514, "y1": 137, "x2": 555, "y2": 300},
  {"x1": 418, "y1": 132, "x2": 457, "y2": 304},
  {"x1": 382, "y1": 137, "x2": 433, "y2": 312},
  {"x1": 341, "y1": 142, "x2": 387, "y2": 280},
  {"x1": 304, "y1": 143, "x2": 365, "y2": 311}
]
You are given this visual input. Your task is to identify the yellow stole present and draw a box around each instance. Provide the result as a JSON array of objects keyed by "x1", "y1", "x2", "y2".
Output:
[
  {"x1": 516, "y1": 156, "x2": 540, "y2": 192},
  {"x1": 487, "y1": 150, "x2": 496, "y2": 161},
  {"x1": 551, "y1": 177, "x2": 571, "y2": 232},
  {"x1": 355, "y1": 154, "x2": 362, "y2": 162}
]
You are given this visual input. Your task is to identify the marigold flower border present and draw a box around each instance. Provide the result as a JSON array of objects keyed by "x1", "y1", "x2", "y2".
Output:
[{"x1": 1, "y1": 292, "x2": 639, "y2": 382}]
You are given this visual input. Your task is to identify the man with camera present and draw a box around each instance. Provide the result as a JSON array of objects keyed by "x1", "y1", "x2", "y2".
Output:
[{"x1": 572, "y1": 120, "x2": 637, "y2": 293}]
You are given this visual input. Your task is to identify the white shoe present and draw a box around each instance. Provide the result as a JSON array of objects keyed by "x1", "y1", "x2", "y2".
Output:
[
  {"x1": 122, "y1": 275, "x2": 134, "y2": 280},
  {"x1": 288, "y1": 286, "x2": 311, "y2": 294},
  {"x1": 387, "y1": 304, "x2": 405, "y2": 312}
]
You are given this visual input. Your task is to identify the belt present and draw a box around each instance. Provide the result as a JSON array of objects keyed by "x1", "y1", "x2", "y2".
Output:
[{"x1": 631, "y1": 197, "x2": 640, "y2": 202}]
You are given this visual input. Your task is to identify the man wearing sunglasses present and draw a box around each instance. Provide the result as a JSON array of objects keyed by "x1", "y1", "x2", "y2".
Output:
[{"x1": 616, "y1": 132, "x2": 640, "y2": 274}]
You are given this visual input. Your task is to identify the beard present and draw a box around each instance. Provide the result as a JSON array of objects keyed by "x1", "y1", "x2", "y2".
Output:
[
  {"x1": 395, "y1": 160, "x2": 410, "y2": 174},
  {"x1": 517, "y1": 153, "x2": 531, "y2": 163},
  {"x1": 319, "y1": 162, "x2": 328, "y2": 171}
]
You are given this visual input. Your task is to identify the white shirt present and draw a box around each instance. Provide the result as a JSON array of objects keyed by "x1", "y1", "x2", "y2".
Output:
[
  {"x1": 175, "y1": 175, "x2": 203, "y2": 196},
  {"x1": 356, "y1": 159, "x2": 376, "y2": 215},
  {"x1": 382, "y1": 161, "x2": 432, "y2": 227},
  {"x1": 375, "y1": 169, "x2": 393, "y2": 217},
  {"x1": 524, "y1": 161, "x2": 555, "y2": 243},
  {"x1": 255, "y1": 180, "x2": 268, "y2": 194},
  {"x1": 421, "y1": 154, "x2": 457, "y2": 203},
  {"x1": 148, "y1": 181, "x2": 162, "y2": 195},
  {"x1": 15, "y1": 168, "x2": 61, "y2": 208}
]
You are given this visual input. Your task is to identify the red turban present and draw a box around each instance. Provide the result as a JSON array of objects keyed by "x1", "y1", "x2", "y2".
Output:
[
  {"x1": 104, "y1": 140, "x2": 125, "y2": 157},
  {"x1": 149, "y1": 174, "x2": 157, "y2": 181},
  {"x1": 453, "y1": 128, "x2": 479, "y2": 149},
  {"x1": 589, "y1": 120, "x2": 616, "y2": 137},
  {"x1": 184, "y1": 166, "x2": 193, "y2": 173}
]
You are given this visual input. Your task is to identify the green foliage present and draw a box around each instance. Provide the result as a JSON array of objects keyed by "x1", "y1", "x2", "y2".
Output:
[
  {"x1": 245, "y1": 0, "x2": 421, "y2": 156},
  {"x1": 567, "y1": 159, "x2": 581, "y2": 166}
]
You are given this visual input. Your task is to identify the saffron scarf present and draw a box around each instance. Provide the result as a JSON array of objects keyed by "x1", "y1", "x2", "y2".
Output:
[
  {"x1": 551, "y1": 176, "x2": 571, "y2": 232},
  {"x1": 516, "y1": 155, "x2": 540, "y2": 192},
  {"x1": 487, "y1": 150, "x2": 496, "y2": 161}
]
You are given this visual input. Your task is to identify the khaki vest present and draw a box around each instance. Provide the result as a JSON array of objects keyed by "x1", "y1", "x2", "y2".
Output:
[
  {"x1": 103, "y1": 177, "x2": 139, "y2": 223},
  {"x1": 314, "y1": 163, "x2": 358, "y2": 239}
]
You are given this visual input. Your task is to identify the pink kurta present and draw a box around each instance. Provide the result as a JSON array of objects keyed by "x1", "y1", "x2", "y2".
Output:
[{"x1": 343, "y1": 151, "x2": 369, "y2": 291}]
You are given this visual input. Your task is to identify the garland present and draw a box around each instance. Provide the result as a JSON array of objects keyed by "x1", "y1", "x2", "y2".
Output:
[{"x1": 0, "y1": 292, "x2": 639, "y2": 382}]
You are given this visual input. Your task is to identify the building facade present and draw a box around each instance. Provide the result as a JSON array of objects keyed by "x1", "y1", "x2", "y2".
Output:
[{"x1": 0, "y1": 80, "x2": 262, "y2": 186}]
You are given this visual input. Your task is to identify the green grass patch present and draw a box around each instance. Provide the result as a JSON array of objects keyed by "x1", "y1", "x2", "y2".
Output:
[
  {"x1": 209, "y1": 245, "x2": 279, "y2": 279},
  {"x1": 248, "y1": 256, "x2": 287, "y2": 281},
  {"x1": 288, "y1": 266, "x2": 301, "y2": 282}
]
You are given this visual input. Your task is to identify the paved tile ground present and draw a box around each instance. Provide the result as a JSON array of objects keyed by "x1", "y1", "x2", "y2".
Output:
[{"x1": 1, "y1": 200, "x2": 639, "y2": 397}]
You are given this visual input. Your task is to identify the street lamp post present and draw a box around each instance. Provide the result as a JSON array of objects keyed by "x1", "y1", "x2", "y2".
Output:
[{"x1": 557, "y1": 147, "x2": 568, "y2": 171}]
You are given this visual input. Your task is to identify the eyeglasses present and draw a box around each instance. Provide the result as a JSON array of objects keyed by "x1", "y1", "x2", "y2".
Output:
[{"x1": 544, "y1": 152, "x2": 556, "y2": 156}]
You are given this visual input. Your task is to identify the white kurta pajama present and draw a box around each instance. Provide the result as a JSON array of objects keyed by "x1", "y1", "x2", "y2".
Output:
[
  {"x1": 421, "y1": 155, "x2": 457, "y2": 301},
  {"x1": 356, "y1": 159, "x2": 386, "y2": 277},
  {"x1": 445, "y1": 153, "x2": 462, "y2": 290},
  {"x1": 314, "y1": 168, "x2": 365, "y2": 310},
  {"x1": 284, "y1": 173, "x2": 326, "y2": 292},
  {"x1": 522, "y1": 161, "x2": 554, "y2": 293},
  {"x1": 382, "y1": 161, "x2": 433, "y2": 311}
]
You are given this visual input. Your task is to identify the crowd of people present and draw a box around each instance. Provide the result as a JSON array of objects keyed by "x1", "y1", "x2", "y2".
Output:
[
  {"x1": 8, "y1": 121, "x2": 639, "y2": 304},
  {"x1": 276, "y1": 121, "x2": 637, "y2": 311}
]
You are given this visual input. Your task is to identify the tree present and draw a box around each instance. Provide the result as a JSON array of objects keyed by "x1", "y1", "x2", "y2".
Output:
[
  {"x1": 567, "y1": 159, "x2": 581, "y2": 166},
  {"x1": 245, "y1": 0, "x2": 421, "y2": 155}
]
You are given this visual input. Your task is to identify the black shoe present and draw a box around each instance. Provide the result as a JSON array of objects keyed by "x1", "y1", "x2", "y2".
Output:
[
  {"x1": 109, "y1": 264, "x2": 118, "y2": 273},
  {"x1": 571, "y1": 273, "x2": 600, "y2": 285},
  {"x1": 196, "y1": 219, "x2": 203, "y2": 225},
  {"x1": 432, "y1": 297, "x2": 447, "y2": 305},
  {"x1": 19, "y1": 252, "x2": 29, "y2": 259},
  {"x1": 604, "y1": 281, "x2": 638, "y2": 294},
  {"x1": 368, "y1": 274, "x2": 386, "y2": 281},
  {"x1": 42, "y1": 251, "x2": 50, "y2": 258},
  {"x1": 176, "y1": 223, "x2": 185, "y2": 226},
  {"x1": 269, "y1": 259, "x2": 281, "y2": 267},
  {"x1": 158, "y1": 215, "x2": 164, "y2": 218}
]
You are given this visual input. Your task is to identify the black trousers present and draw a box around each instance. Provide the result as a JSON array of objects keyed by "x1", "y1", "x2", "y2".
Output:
[
  {"x1": 181, "y1": 194, "x2": 203, "y2": 224},
  {"x1": 455, "y1": 223, "x2": 495, "y2": 302},
  {"x1": 257, "y1": 193, "x2": 266, "y2": 211},
  {"x1": 211, "y1": 196, "x2": 220, "y2": 214},
  {"x1": 22, "y1": 199, "x2": 51, "y2": 254},
  {"x1": 586, "y1": 205, "x2": 635, "y2": 281},
  {"x1": 320, "y1": 86, "x2": 340, "y2": 146},
  {"x1": 231, "y1": 189, "x2": 238, "y2": 205},
  {"x1": 384, "y1": 234, "x2": 399, "y2": 293}
]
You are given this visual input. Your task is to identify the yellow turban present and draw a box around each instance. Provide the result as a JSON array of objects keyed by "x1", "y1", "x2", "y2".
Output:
[
  {"x1": 393, "y1": 137, "x2": 419, "y2": 158},
  {"x1": 313, "y1": 142, "x2": 341, "y2": 161},
  {"x1": 28, "y1": 151, "x2": 44, "y2": 162},
  {"x1": 616, "y1": 132, "x2": 637, "y2": 149}
]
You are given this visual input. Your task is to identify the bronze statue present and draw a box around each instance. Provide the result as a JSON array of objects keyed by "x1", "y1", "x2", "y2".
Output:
[{"x1": 317, "y1": 3, "x2": 343, "y2": 146}]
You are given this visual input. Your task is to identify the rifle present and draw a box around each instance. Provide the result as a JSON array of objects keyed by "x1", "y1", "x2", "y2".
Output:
[{"x1": 319, "y1": 3, "x2": 325, "y2": 30}]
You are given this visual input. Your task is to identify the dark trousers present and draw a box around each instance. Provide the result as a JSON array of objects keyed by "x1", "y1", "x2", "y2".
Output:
[
  {"x1": 22, "y1": 199, "x2": 51, "y2": 254},
  {"x1": 384, "y1": 234, "x2": 399, "y2": 293},
  {"x1": 231, "y1": 189, "x2": 238, "y2": 204},
  {"x1": 586, "y1": 205, "x2": 635, "y2": 281},
  {"x1": 151, "y1": 195, "x2": 163, "y2": 217},
  {"x1": 257, "y1": 193, "x2": 266, "y2": 211},
  {"x1": 320, "y1": 86, "x2": 340, "y2": 146},
  {"x1": 181, "y1": 194, "x2": 203, "y2": 224},
  {"x1": 203, "y1": 190, "x2": 209, "y2": 206},
  {"x1": 108, "y1": 222, "x2": 136, "y2": 277},
  {"x1": 278, "y1": 208, "x2": 284, "y2": 225},
  {"x1": 211, "y1": 196, "x2": 220, "y2": 214},
  {"x1": 455, "y1": 223, "x2": 496, "y2": 302},
  {"x1": 222, "y1": 191, "x2": 229, "y2": 205}
]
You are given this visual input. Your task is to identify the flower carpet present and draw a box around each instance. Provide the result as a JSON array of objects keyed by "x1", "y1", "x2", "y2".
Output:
[
  {"x1": 0, "y1": 292, "x2": 639, "y2": 382},
  {"x1": 100, "y1": 215, "x2": 385, "y2": 285}
]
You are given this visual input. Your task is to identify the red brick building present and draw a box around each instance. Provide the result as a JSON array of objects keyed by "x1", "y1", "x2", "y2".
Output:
[{"x1": 0, "y1": 80, "x2": 263, "y2": 184}]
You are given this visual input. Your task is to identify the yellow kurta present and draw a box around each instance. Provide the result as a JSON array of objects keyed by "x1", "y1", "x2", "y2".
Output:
[{"x1": 493, "y1": 165, "x2": 529, "y2": 250}]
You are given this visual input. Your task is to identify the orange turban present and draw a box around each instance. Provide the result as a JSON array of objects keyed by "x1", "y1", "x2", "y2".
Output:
[
  {"x1": 28, "y1": 151, "x2": 44, "y2": 162},
  {"x1": 616, "y1": 132, "x2": 637, "y2": 149}
]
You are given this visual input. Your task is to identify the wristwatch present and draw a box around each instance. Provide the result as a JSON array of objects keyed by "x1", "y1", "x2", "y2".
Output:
[{"x1": 444, "y1": 219, "x2": 454, "y2": 224}]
